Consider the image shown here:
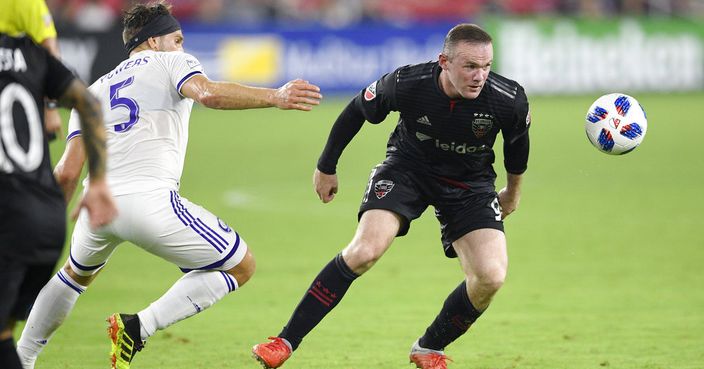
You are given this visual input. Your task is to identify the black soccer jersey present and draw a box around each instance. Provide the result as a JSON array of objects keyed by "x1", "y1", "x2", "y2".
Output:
[
  {"x1": 357, "y1": 61, "x2": 530, "y2": 186},
  {"x1": 0, "y1": 34, "x2": 74, "y2": 192},
  {"x1": 0, "y1": 34, "x2": 75, "y2": 262}
]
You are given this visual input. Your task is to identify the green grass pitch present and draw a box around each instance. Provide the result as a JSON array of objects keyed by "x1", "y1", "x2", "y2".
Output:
[{"x1": 20, "y1": 93, "x2": 704, "y2": 368}]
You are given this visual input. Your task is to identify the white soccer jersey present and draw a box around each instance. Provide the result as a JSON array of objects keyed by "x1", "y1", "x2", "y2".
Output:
[{"x1": 67, "y1": 50, "x2": 204, "y2": 196}]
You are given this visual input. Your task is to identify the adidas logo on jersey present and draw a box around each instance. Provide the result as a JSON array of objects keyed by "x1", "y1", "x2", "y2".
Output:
[{"x1": 416, "y1": 116, "x2": 431, "y2": 125}]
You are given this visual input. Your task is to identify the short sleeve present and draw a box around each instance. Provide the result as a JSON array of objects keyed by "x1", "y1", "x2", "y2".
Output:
[
  {"x1": 354, "y1": 70, "x2": 398, "y2": 124},
  {"x1": 19, "y1": 0, "x2": 57, "y2": 44},
  {"x1": 44, "y1": 53, "x2": 75, "y2": 101},
  {"x1": 66, "y1": 108, "x2": 81, "y2": 141},
  {"x1": 66, "y1": 83, "x2": 97, "y2": 141},
  {"x1": 162, "y1": 52, "x2": 205, "y2": 97}
]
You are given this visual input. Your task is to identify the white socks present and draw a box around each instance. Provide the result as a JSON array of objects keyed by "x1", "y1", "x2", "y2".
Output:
[
  {"x1": 16, "y1": 270, "x2": 86, "y2": 369},
  {"x1": 15, "y1": 269, "x2": 237, "y2": 368},
  {"x1": 137, "y1": 270, "x2": 237, "y2": 340}
]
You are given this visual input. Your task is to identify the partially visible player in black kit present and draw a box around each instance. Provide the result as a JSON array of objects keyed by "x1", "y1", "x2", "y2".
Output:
[
  {"x1": 253, "y1": 23, "x2": 530, "y2": 369},
  {"x1": 0, "y1": 33, "x2": 117, "y2": 369}
]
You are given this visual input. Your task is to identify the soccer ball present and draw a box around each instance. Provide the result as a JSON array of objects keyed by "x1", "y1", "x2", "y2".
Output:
[{"x1": 585, "y1": 93, "x2": 647, "y2": 155}]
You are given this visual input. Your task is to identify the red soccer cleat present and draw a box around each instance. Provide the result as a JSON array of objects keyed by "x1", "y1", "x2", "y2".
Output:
[
  {"x1": 409, "y1": 339, "x2": 452, "y2": 369},
  {"x1": 252, "y1": 336, "x2": 293, "y2": 369}
]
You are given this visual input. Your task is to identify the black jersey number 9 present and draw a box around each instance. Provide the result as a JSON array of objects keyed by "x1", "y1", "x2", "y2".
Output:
[
  {"x1": 490, "y1": 197, "x2": 501, "y2": 221},
  {"x1": 0, "y1": 83, "x2": 44, "y2": 174}
]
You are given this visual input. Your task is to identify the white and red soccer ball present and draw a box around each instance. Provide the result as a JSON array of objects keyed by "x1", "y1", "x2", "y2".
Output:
[{"x1": 585, "y1": 93, "x2": 648, "y2": 155}]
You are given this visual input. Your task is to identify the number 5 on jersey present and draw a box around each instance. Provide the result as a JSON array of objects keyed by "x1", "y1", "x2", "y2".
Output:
[{"x1": 110, "y1": 76, "x2": 140, "y2": 132}]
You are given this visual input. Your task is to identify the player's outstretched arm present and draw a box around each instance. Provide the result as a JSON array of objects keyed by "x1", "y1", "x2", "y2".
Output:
[
  {"x1": 181, "y1": 75, "x2": 322, "y2": 111},
  {"x1": 312, "y1": 97, "x2": 368, "y2": 203},
  {"x1": 57, "y1": 79, "x2": 117, "y2": 228},
  {"x1": 497, "y1": 173, "x2": 523, "y2": 220}
]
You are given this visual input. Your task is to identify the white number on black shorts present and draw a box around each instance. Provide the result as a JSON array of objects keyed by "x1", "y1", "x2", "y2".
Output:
[
  {"x1": 490, "y1": 197, "x2": 501, "y2": 221},
  {"x1": 0, "y1": 83, "x2": 43, "y2": 173},
  {"x1": 362, "y1": 165, "x2": 380, "y2": 203}
]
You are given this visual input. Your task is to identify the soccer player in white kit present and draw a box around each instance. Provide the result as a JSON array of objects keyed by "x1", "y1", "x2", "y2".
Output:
[{"x1": 16, "y1": 3, "x2": 322, "y2": 369}]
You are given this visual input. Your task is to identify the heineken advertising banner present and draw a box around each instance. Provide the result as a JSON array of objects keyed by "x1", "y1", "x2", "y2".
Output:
[
  {"x1": 484, "y1": 18, "x2": 704, "y2": 94},
  {"x1": 59, "y1": 19, "x2": 703, "y2": 95}
]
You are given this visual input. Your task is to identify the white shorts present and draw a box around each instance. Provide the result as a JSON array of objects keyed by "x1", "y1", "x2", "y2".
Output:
[{"x1": 68, "y1": 189, "x2": 248, "y2": 276}]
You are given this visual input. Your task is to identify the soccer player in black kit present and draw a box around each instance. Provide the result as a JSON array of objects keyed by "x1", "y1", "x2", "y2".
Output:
[
  {"x1": 0, "y1": 34, "x2": 116, "y2": 369},
  {"x1": 253, "y1": 24, "x2": 530, "y2": 369}
]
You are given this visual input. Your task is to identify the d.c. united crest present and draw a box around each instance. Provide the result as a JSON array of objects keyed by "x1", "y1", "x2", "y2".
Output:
[
  {"x1": 364, "y1": 81, "x2": 377, "y2": 101},
  {"x1": 374, "y1": 180, "x2": 395, "y2": 199},
  {"x1": 472, "y1": 117, "x2": 493, "y2": 138}
]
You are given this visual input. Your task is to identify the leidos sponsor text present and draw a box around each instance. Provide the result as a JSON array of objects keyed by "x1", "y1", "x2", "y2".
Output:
[{"x1": 435, "y1": 140, "x2": 489, "y2": 154}]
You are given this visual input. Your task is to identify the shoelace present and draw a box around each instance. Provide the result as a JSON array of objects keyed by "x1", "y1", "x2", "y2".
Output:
[{"x1": 266, "y1": 336, "x2": 291, "y2": 353}]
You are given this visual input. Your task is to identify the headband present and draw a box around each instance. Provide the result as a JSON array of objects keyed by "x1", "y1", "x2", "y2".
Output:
[{"x1": 124, "y1": 13, "x2": 181, "y2": 53}]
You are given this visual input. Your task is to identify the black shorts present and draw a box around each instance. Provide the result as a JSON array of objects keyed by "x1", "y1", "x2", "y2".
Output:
[
  {"x1": 0, "y1": 254, "x2": 55, "y2": 330},
  {"x1": 0, "y1": 177, "x2": 66, "y2": 264},
  {"x1": 358, "y1": 163, "x2": 503, "y2": 258}
]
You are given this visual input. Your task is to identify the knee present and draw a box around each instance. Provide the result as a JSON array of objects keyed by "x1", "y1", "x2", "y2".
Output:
[
  {"x1": 227, "y1": 250, "x2": 256, "y2": 287},
  {"x1": 63, "y1": 263, "x2": 95, "y2": 286},
  {"x1": 474, "y1": 266, "x2": 506, "y2": 294},
  {"x1": 236, "y1": 258, "x2": 255, "y2": 287},
  {"x1": 343, "y1": 239, "x2": 386, "y2": 274}
]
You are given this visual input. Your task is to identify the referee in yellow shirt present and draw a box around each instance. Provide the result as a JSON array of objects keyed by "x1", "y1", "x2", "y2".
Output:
[{"x1": 0, "y1": 0, "x2": 63, "y2": 136}]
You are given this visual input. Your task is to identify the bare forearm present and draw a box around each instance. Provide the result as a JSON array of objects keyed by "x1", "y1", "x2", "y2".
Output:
[
  {"x1": 59, "y1": 81, "x2": 107, "y2": 180},
  {"x1": 505, "y1": 172, "x2": 523, "y2": 194},
  {"x1": 498, "y1": 172, "x2": 524, "y2": 219},
  {"x1": 54, "y1": 164, "x2": 80, "y2": 203},
  {"x1": 199, "y1": 81, "x2": 274, "y2": 110},
  {"x1": 78, "y1": 97, "x2": 108, "y2": 181},
  {"x1": 182, "y1": 75, "x2": 321, "y2": 111},
  {"x1": 54, "y1": 135, "x2": 86, "y2": 203}
]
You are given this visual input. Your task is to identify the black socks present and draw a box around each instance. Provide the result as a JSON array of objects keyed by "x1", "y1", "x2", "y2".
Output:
[
  {"x1": 279, "y1": 254, "x2": 358, "y2": 350},
  {"x1": 419, "y1": 281, "x2": 482, "y2": 351},
  {"x1": 277, "y1": 258, "x2": 482, "y2": 353}
]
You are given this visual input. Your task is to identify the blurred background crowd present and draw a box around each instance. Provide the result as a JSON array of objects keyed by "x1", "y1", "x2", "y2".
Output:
[{"x1": 47, "y1": 0, "x2": 704, "y2": 31}]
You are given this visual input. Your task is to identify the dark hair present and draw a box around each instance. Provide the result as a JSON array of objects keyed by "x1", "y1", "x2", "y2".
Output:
[
  {"x1": 122, "y1": 1, "x2": 173, "y2": 44},
  {"x1": 442, "y1": 24, "x2": 492, "y2": 59}
]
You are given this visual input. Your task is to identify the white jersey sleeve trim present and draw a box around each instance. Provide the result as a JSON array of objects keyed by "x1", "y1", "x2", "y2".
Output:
[
  {"x1": 66, "y1": 130, "x2": 81, "y2": 141},
  {"x1": 159, "y1": 51, "x2": 205, "y2": 98},
  {"x1": 66, "y1": 107, "x2": 82, "y2": 141},
  {"x1": 177, "y1": 70, "x2": 204, "y2": 97}
]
